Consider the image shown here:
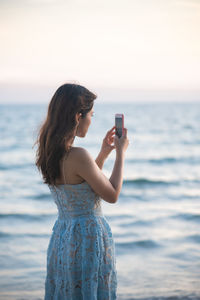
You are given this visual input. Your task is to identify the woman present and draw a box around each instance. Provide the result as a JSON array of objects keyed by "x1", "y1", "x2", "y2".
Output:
[{"x1": 35, "y1": 83, "x2": 129, "y2": 300}]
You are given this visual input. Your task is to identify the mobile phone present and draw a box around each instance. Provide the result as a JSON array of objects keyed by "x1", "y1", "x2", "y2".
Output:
[{"x1": 115, "y1": 113, "x2": 124, "y2": 138}]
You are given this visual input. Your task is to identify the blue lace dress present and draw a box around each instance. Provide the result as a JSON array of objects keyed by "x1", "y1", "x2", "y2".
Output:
[{"x1": 44, "y1": 181, "x2": 117, "y2": 300}]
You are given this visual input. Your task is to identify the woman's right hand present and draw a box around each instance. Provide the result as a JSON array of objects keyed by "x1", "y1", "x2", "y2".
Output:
[{"x1": 114, "y1": 128, "x2": 129, "y2": 154}]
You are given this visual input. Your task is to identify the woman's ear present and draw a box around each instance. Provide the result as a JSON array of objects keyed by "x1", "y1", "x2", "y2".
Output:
[{"x1": 75, "y1": 112, "x2": 82, "y2": 123}]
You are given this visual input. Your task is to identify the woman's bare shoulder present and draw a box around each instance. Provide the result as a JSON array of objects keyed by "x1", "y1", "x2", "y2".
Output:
[
  {"x1": 70, "y1": 147, "x2": 92, "y2": 161},
  {"x1": 69, "y1": 146, "x2": 97, "y2": 175}
]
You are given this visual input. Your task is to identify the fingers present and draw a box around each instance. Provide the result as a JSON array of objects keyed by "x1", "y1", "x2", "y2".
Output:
[
  {"x1": 109, "y1": 127, "x2": 116, "y2": 136},
  {"x1": 105, "y1": 126, "x2": 115, "y2": 138},
  {"x1": 114, "y1": 134, "x2": 119, "y2": 141},
  {"x1": 106, "y1": 126, "x2": 127, "y2": 140},
  {"x1": 123, "y1": 128, "x2": 127, "y2": 137},
  {"x1": 108, "y1": 126, "x2": 115, "y2": 133}
]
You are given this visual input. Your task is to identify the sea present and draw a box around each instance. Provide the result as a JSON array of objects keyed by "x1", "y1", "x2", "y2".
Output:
[{"x1": 0, "y1": 101, "x2": 200, "y2": 300}]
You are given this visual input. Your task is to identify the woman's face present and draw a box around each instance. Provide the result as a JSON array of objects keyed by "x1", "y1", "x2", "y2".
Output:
[{"x1": 76, "y1": 108, "x2": 94, "y2": 137}]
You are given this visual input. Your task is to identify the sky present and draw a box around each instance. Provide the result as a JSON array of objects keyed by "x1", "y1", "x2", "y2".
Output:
[{"x1": 0, "y1": 0, "x2": 200, "y2": 103}]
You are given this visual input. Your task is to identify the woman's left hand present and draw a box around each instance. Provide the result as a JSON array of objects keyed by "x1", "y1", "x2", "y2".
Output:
[{"x1": 100, "y1": 126, "x2": 116, "y2": 158}]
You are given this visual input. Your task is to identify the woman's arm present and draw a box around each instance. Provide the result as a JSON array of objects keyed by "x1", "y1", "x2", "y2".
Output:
[
  {"x1": 95, "y1": 126, "x2": 115, "y2": 169},
  {"x1": 74, "y1": 128, "x2": 129, "y2": 203},
  {"x1": 95, "y1": 151, "x2": 107, "y2": 169},
  {"x1": 109, "y1": 151, "x2": 124, "y2": 198}
]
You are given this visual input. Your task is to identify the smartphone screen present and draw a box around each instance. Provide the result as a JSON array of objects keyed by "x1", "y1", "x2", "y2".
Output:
[{"x1": 115, "y1": 114, "x2": 124, "y2": 138}]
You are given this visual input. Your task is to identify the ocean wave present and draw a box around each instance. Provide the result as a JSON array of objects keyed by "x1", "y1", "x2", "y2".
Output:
[
  {"x1": 185, "y1": 234, "x2": 200, "y2": 243},
  {"x1": 106, "y1": 214, "x2": 133, "y2": 221},
  {"x1": 0, "y1": 213, "x2": 55, "y2": 221},
  {"x1": 116, "y1": 239, "x2": 160, "y2": 249},
  {"x1": 118, "y1": 294, "x2": 200, "y2": 300},
  {"x1": 120, "y1": 220, "x2": 153, "y2": 227},
  {"x1": 123, "y1": 178, "x2": 179, "y2": 186},
  {"x1": 27, "y1": 193, "x2": 51, "y2": 201},
  {"x1": 127, "y1": 157, "x2": 200, "y2": 165},
  {"x1": 0, "y1": 231, "x2": 10, "y2": 238},
  {"x1": 0, "y1": 162, "x2": 33, "y2": 170},
  {"x1": 0, "y1": 231, "x2": 50, "y2": 238},
  {"x1": 171, "y1": 213, "x2": 200, "y2": 222}
]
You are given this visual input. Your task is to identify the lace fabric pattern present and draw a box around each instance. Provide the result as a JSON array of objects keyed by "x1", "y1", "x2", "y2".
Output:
[{"x1": 44, "y1": 182, "x2": 117, "y2": 300}]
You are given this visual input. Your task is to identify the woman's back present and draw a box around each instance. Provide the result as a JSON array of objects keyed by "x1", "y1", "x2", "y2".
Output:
[{"x1": 55, "y1": 147, "x2": 87, "y2": 186}]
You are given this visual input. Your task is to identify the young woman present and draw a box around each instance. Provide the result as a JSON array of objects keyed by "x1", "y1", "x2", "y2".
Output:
[{"x1": 35, "y1": 83, "x2": 129, "y2": 300}]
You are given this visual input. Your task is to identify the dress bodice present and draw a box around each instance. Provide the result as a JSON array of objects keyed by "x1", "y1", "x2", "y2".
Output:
[{"x1": 48, "y1": 181, "x2": 102, "y2": 219}]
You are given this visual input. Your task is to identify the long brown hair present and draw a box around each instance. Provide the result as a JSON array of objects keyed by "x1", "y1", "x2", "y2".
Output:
[{"x1": 35, "y1": 83, "x2": 97, "y2": 186}]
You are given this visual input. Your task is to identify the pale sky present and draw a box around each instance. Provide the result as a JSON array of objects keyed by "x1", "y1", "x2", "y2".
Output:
[{"x1": 0, "y1": 0, "x2": 200, "y2": 103}]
